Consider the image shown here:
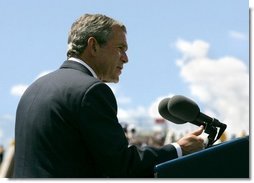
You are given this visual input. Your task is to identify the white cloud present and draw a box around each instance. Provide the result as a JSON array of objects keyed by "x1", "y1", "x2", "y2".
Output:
[
  {"x1": 175, "y1": 39, "x2": 249, "y2": 137},
  {"x1": 0, "y1": 114, "x2": 15, "y2": 147},
  {"x1": 117, "y1": 106, "x2": 155, "y2": 132},
  {"x1": 0, "y1": 128, "x2": 3, "y2": 138},
  {"x1": 0, "y1": 114, "x2": 15, "y2": 121},
  {"x1": 118, "y1": 106, "x2": 147, "y2": 122},
  {"x1": 116, "y1": 93, "x2": 198, "y2": 136},
  {"x1": 107, "y1": 84, "x2": 132, "y2": 105},
  {"x1": 10, "y1": 70, "x2": 52, "y2": 97},
  {"x1": 176, "y1": 39, "x2": 210, "y2": 59},
  {"x1": 117, "y1": 96, "x2": 132, "y2": 105},
  {"x1": 10, "y1": 84, "x2": 28, "y2": 97},
  {"x1": 148, "y1": 94, "x2": 174, "y2": 119},
  {"x1": 229, "y1": 31, "x2": 247, "y2": 41},
  {"x1": 35, "y1": 70, "x2": 52, "y2": 80}
]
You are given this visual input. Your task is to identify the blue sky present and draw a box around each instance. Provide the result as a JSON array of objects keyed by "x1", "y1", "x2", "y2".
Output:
[{"x1": 0, "y1": 0, "x2": 250, "y2": 148}]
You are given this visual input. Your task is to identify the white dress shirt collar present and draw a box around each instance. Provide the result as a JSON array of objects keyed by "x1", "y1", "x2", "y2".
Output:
[{"x1": 68, "y1": 57, "x2": 98, "y2": 79}]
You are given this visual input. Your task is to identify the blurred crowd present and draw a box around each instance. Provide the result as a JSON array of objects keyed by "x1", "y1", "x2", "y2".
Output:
[
  {"x1": 0, "y1": 140, "x2": 15, "y2": 178},
  {"x1": 0, "y1": 145, "x2": 4, "y2": 165},
  {"x1": 119, "y1": 122, "x2": 248, "y2": 148},
  {"x1": 0, "y1": 123, "x2": 248, "y2": 178}
]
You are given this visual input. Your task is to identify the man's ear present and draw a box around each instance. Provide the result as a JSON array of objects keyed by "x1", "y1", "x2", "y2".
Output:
[{"x1": 87, "y1": 37, "x2": 99, "y2": 56}]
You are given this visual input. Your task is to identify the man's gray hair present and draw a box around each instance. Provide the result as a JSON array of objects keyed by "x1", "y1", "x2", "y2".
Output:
[{"x1": 67, "y1": 14, "x2": 126, "y2": 58}]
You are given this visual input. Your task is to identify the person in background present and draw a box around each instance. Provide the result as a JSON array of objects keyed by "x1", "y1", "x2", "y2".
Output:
[
  {"x1": 13, "y1": 13, "x2": 204, "y2": 178},
  {"x1": 0, "y1": 145, "x2": 4, "y2": 165}
]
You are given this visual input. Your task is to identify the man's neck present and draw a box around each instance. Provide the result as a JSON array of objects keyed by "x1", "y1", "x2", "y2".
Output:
[{"x1": 68, "y1": 57, "x2": 98, "y2": 79}]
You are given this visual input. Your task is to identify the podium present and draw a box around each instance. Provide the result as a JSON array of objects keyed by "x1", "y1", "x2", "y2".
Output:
[{"x1": 154, "y1": 136, "x2": 249, "y2": 178}]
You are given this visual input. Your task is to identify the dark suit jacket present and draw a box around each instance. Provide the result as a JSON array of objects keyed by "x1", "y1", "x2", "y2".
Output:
[{"x1": 13, "y1": 61, "x2": 178, "y2": 178}]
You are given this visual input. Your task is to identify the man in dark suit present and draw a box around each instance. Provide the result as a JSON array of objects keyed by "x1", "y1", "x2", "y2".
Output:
[{"x1": 13, "y1": 14, "x2": 204, "y2": 178}]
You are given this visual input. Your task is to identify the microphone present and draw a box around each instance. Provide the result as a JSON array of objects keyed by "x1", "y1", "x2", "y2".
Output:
[
  {"x1": 158, "y1": 95, "x2": 226, "y2": 128},
  {"x1": 158, "y1": 95, "x2": 227, "y2": 147},
  {"x1": 158, "y1": 97, "x2": 186, "y2": 124}
]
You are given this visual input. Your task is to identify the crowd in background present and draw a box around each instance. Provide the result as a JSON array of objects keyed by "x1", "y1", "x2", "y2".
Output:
[
  {"x1": 0, "y1": 145, "x2": 4, "y2": 165},
  {"x1": 0, "y1": 123, "x2": 248, "y2": 178},
  {"x1": 120, "y1": 122, "x2": 248, "y2": 149}
]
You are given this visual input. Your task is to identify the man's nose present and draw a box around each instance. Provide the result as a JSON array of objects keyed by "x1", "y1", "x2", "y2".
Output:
[{"x1": 121, "y1": 52, "x2": 128, "y2": 63}]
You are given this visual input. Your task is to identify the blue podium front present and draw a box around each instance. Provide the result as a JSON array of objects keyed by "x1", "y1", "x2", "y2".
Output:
[{"x1": 154, "y1": 136, "x2": 249, "y2": 178}]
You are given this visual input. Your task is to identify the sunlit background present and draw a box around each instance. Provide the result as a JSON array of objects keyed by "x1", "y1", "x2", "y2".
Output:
[{"x1": 0, "y1": 0, "x2": 250, "y2": 152}]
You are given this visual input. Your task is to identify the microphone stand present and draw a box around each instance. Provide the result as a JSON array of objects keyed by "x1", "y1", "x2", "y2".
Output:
[
  {"x1": 194, "y1": 118, "x2": 227, "y2": 148},
  {"x1": 204, "y1": 123, "x2": 218, "y2": 148}
]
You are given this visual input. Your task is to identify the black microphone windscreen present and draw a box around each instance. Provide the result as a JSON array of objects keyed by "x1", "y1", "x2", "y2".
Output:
[
  {"x1": 158, "y1": 97, "x2": 186, "y2": 124},
  {"x1": 168, "y1": 95, "x2": 200, "y2": 122}
]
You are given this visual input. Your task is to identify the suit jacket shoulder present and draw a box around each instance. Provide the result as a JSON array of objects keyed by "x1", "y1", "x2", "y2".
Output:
[{"x1": 13, "y1": 60, "x2": 178, "y2": 178}]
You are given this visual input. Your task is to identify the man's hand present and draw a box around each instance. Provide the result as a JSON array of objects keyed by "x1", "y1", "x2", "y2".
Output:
[{"x1": 177, "y1": 125, "x2": 205, "y2": 156}]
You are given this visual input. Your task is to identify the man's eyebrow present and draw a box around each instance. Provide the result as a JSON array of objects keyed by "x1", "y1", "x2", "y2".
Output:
[
  {"x1": 119, "y1": 43, "x2": 128, "y2": 51},
  {"x1": 117, "y1": 43, "x2": 128, "y2": 51}
]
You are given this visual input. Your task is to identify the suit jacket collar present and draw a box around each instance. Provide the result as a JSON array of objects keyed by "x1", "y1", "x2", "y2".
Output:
[{"x1": 60, "y1": 60, "x2": 94, "y2": 77}]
